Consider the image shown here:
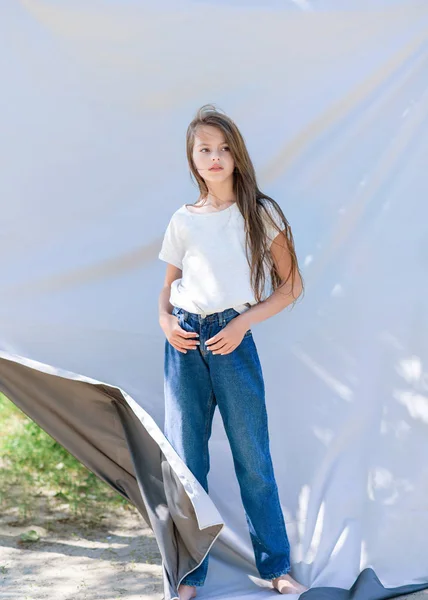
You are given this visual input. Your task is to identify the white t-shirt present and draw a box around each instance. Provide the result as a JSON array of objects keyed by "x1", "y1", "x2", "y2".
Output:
[{"x1": 158, "y1": 199, "x2": 284, "y2": 317}]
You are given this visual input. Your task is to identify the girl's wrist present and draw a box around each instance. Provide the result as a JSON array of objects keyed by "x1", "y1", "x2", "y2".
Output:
[
  {"x1": 236, "y1": 312, "x2": 252, "y2": 331},
  {"x1": 159, "y1": 312, "x2": 173, "y2": 328}
]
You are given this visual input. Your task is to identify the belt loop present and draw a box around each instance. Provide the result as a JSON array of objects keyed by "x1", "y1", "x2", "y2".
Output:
[{"x1": 219, "y1": 311, "x2": 223, "y2": 327}]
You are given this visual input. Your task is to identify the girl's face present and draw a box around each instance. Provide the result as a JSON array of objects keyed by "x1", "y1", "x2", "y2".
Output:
[{"x1": 192, "y1": 125, "x2": 235, "y2": 183}]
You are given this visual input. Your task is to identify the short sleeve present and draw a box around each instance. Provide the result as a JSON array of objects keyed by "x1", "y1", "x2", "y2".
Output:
[
  {"x1": 260, "y1": 199, "x2": 285, "y2": 248},
  {"x1": 158, "y1": 215, "x2": 185, "y2": 269}
]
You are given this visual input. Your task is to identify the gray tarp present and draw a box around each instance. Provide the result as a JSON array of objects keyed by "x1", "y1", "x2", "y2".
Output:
[{"x1": 1, "y1": 1, "x2": 428, "y2": 599}]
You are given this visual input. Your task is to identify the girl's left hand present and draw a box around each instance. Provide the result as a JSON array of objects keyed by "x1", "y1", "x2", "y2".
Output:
[{"x1": 205, "y1": 319, "x2": 249, "y2": 355}]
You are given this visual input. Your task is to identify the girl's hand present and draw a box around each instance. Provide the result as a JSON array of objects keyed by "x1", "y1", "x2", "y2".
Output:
[
  {"x1": 205, "y1": 319, "x2": 249, "y2": 355},
  {"x1": 161, "y1": 314, "x2": 200, "y2": 354}
]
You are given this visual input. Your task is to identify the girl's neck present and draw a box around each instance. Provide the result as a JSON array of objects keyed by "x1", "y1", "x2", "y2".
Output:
[{"x1": 199, "y1": 192, "x2": 236, "y2": 210}]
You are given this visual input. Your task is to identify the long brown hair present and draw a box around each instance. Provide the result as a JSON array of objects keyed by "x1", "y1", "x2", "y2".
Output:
[{"x1": 185, "y1": 104, "x2": 304, "y2": 307}]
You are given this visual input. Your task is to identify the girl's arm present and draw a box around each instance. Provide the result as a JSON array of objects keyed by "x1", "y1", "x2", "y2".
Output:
[
  {"x1": 158, "y1": 264, "x2": 182, "y2": 327},
  {"x1": 158, "y1": 263, "x2": 200, "y2": 354},
  {"x1": 236, "y1": 231, "x2": 303, "y2": 329}
]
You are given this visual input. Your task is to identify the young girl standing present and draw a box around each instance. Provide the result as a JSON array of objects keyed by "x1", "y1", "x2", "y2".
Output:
[{"x1": 158, "y1": 105, "x2": 308, "y2": 599}]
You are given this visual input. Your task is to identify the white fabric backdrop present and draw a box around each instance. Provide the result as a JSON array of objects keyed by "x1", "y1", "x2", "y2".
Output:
[{"x1": 2, "y1": 1, "x2": 428, "y2": 598}]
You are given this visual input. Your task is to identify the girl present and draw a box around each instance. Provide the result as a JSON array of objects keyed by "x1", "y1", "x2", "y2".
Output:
[{"x1": 158, "y1": 104, "x2": 307, "y2": 599}]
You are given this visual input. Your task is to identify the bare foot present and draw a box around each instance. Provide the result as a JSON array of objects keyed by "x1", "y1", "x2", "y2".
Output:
[
  {"x1": 178, "y1": 583, "x2": 197, "y2": 599},
  {"x1": 272, "y1": 573, "x2": 308, "y2": 594}
]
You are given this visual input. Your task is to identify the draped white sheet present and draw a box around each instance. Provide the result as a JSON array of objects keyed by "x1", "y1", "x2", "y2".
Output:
[{"x1": 2, "y1": 1, "x2": 428, "y2": 599}]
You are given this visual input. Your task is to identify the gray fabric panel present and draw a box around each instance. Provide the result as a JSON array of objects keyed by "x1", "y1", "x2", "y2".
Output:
[{"x1": 0, "y1": 357, "x2": 223, "y2": 600}]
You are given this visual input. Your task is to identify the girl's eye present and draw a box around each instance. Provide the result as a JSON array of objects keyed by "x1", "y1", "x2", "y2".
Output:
[{"x1": 200, "y1": 147, "x2": 230, "y2": 152}]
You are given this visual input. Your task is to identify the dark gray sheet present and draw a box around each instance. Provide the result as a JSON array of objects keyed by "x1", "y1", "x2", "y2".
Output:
[{"x1": 0, "y1": 357, "x2": 224, "y2": 600}]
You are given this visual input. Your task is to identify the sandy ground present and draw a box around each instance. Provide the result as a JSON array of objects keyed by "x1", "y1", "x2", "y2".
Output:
[
  {"x1": 1, "y1": 508, "x2": 427, "y2": 600},
  {"x1": 0, "y1": 508, "x2": 164, "y2": 600}
]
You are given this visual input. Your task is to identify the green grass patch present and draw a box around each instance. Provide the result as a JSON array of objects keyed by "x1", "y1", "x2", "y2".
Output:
[{"x1": 0, "y1": 393, "x2": 132, "y2": 527}]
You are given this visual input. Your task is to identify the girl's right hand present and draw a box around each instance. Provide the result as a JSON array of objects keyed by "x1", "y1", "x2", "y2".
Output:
[{"x1": 162, "y1": 314, "x2": 200, "y2": 354}]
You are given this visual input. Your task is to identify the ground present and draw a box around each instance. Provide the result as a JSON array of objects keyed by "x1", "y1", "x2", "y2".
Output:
[
  {"x1": 0, "y1": 506, "x2": 164, "y2": 600},
  {"x1": 0, "y1": 507, "x2": 427, "y2": 600}
]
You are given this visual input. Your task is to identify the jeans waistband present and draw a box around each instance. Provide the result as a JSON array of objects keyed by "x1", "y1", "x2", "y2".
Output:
[{"x1": 172, "y1": 305, "x2": 242, "y2": 326}]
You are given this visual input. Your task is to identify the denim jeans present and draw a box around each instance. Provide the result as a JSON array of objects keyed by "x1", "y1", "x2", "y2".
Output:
[{"x1": 163, "y1": 305, "x2": 291, "y2": 587}]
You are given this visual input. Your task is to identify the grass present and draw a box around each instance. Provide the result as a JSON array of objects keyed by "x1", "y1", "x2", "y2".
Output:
[{"x1": 0, "y1": 393, "x2": 133, "y2": 528}]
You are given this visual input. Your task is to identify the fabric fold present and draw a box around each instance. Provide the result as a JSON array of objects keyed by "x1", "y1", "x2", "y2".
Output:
[{"x1": 0, "y1": 353, "x2": 224, "y2": 600}]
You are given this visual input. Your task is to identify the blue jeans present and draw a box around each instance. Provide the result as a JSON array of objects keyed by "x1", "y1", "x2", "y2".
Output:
[{"x1": 163, "y1": 306, "x2": 291, "y2": 587}]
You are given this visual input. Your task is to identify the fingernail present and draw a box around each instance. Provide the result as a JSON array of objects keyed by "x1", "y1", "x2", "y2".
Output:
[{"x1": 195, "y1": 341, "x2": 200, "y2": 345}]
